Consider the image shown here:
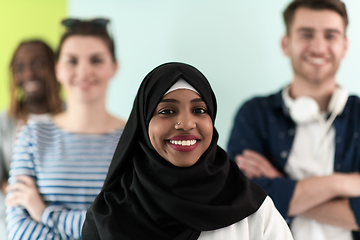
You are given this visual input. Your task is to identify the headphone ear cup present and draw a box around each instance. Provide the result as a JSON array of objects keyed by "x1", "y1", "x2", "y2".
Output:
[
  {"x1": 327, "y1": 87, "x2": 348, "y2": 115},
  {"x1": 289, "y1": 96, "x2": 320, "y2": 124}
]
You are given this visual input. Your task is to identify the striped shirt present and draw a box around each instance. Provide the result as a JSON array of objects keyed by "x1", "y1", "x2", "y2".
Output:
[{"x1": 6, "y1": 121, "x2": 123, "y2": 240}]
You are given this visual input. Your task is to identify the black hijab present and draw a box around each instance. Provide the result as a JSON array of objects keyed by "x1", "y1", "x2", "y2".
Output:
[{"x1": 82, "y1": 62, "x2": 267, "y2": 240}]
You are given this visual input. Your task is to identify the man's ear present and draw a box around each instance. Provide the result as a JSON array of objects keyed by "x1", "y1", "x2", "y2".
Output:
[
  {"x1": 342, "y1": 36, "x2": 348, "y2": 59},
  {"x1": 281, "y1": 35, "x2": 290, "y2": 56}
]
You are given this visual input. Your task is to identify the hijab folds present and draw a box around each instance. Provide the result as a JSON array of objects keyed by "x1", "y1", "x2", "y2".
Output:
[{"x1": 82, "y1": 62, "x2": 267, "y2": 240}]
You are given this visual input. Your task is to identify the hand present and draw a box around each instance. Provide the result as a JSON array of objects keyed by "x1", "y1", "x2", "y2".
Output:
[
  {"x1": 5, "y1": 175, "x2": 46, "y2": 222},
  {"x1": 302, "y1": 198, "x2": 359, "y2": 231},
  {"x1": 1, "y1": 179, "x2": 7, "y2": 193},
  {"x1": 235, "y1": 149, "x2": 283, "y2": 179},
  {"x1": 334, "y1": 173, "x2": 360, "y2": 197}
]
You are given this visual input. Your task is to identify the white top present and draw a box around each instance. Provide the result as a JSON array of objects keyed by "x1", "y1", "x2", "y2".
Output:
[
  {"x1": 282, "y1": 87, "x2": 352, "y2": 240},
  {"x1": 199, "y1": 196, "x2": 293, "y2": 240}
]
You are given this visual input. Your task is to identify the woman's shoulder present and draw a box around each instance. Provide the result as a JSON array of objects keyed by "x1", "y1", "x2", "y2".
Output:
[
  {"x1": 199, "y1": 197, "x2": 293, "y2": 240},
  {"x1": 246, "y1": 196, "x2": 293, "y2": 239},
  {"x1": 0, "y1": 110, "x2": 16, "y2": 128},
  {"x1": 21, "y1": 119, "x2": 60, "y2": 139},
  {"x1": 247, "y1": 196, "x2": 278, "y2": 221}
]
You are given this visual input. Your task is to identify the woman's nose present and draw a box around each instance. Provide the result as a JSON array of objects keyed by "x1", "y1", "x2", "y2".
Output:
[
  {"x1": 174, "y1": 112, "x2": 196, "y2": 131},
  {"x1": 76, "y1": 62, "x2": 92, "y2": 80},
  {"x1": 22, "y1": 65, "x2": 37, "y2": 80}
]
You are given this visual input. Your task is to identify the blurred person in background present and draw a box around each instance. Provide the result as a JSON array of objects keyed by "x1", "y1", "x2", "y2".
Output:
[
  {"x1": 228, "y1": 0, "x2": 360, "y2": 239},
  {"x1": 5, "y1": 18, "x2": 125, "y2": 239},
  {"x1": 0, "y1": 39, "x2": 63, "y2": 239}
]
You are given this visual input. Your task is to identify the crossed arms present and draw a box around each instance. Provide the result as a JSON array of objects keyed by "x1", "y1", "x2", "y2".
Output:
[
  {"x1": 235, "y1": 149, "x2": 359, "y2": 230},
  {"x1": 227, "y1": 97, "x2": 360, "y2": 231}
]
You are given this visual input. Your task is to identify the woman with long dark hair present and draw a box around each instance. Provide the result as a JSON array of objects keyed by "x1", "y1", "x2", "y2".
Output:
[{"x1": 0, "y1": 39, "x2": 62, "y2": 239}]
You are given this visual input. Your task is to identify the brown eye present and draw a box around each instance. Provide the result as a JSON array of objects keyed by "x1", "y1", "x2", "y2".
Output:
[
  {"x1": 159, "y1": 109, "x2": 175, "y2": 115},
  {"x1": 193, "y1": 108, "x2": 207, "y2": 114},
  {"x1": 68, "y1": 57, "x2": 77, "y2": 65},
  {"x1": 14, "y1": 63, "x2": 24, "y2": 73},
  {"x1": 325, "y1": 34, "x2": 335, "y2": 40},
  {"x1": 90, "y1": 57, "x2": 103, "y2": 64},
  {"x1": 301, "y1": 33, "x2": 313, "y2": 39}
]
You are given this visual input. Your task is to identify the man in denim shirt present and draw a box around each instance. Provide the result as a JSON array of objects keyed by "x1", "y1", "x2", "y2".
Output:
[{"x1": 228, "y1": 0, "x2": 360, "y2": 239}]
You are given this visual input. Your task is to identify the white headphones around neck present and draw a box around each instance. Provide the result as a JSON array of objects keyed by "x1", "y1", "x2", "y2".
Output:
[
  {"x1": 289, "y1": 86, "x2": 348, "y2": 124},
  {"x1": 287, "y1": 86, "x2": 348, "y2": 146}
]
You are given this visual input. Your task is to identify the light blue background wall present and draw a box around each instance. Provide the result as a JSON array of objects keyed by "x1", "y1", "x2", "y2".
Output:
[{"x1": 68, "y1": 0, "x2": 360, "y2": 148}]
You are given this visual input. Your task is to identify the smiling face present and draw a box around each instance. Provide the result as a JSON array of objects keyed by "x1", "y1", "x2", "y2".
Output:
[
  {"x1": 56, "y1": 36, "x2": 117, "y2": 103},
  {"x1": 282, "y1": 8, "x2": 348, "y2": 86},
  {"x1": 148, "y1": 89, "x2": 213, "y2": 167},
  {"x1": 13, "y1": 43, "x2": 50, "y2": 100}
]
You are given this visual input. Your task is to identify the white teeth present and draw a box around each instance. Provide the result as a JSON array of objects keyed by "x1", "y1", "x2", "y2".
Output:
[
  {"x1": 306, "y1": 57, "x2": 326, "y2": 65},
  {"x1": 23, "y1": 81, "x2": 41, "y2": 92},
  {"x1": 169, "y1": 140, "x2": 197, "y2": 146}
]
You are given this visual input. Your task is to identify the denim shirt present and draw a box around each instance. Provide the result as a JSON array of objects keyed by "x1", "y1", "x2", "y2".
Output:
[{"x1": 227, "y1": 89, "x2": 360, "y2": 239}]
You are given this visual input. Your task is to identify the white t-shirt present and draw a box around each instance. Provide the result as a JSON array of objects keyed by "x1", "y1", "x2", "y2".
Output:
[{"x1": 282, "y1": 87, "x2": 352, "y2": 240}]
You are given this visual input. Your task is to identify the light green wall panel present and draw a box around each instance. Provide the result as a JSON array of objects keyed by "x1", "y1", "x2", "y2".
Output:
[{"x1": 0, "y1": 0, "x2": 67, "y2": 112}]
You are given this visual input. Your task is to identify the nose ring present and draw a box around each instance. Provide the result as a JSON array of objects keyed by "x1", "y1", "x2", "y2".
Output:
[{"x1": 177, "y1": 122, "x2": 181, "y2": 125}]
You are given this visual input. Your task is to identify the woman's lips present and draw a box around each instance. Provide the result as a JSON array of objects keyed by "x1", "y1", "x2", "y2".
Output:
[{"x1": 167, "y1": 135, "x2": 199, "y2": 152}]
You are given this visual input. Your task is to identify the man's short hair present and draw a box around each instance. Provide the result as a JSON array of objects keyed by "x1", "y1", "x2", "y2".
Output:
[{"x1": 283, "y1": 0, "x2": 348, "y2": 35}]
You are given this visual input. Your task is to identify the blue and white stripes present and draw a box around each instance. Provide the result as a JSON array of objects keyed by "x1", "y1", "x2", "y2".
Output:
[{"x1": 6, "y1": 121, "x2": 122, "y2": 240}]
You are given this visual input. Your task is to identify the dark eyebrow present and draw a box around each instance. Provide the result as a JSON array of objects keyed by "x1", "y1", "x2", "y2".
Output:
[
  {"x1": 324, "y1": 29, "x2": 341, "y2": 35},
  {"x1": 160, "y1": 98, "x2": 179, "y2": 103},
  {"x1": 297, "y1": 27, "x2": 314, "y2": 33},
  {"x1": 90, "y1": 53, "x2": 106, "y2": 57},
  {"x1": 64, "y1": 52, "x2": 107, "y2": 58},
  {"x1": 191, "y1": 98, "x2": 204, "y2": 103},
  {"x1": 297, "y1": 27, "x2": 341, "y2": 35},
  {"x1": 14, "y1": 55, "x2": 44, "y2": 63},
  {"x1": 65, "y1": 53, "x2": 77, "y2": 58}
]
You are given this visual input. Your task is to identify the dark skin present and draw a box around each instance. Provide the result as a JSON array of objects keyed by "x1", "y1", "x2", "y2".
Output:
[
  {"x1": 12, "y1": 43, "x2": 52, "y2": 114},
  {"x1": 1, "y1": 43, "x2": 54, "y2": 193}
]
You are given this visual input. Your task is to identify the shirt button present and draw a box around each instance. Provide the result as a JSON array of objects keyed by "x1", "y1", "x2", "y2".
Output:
[
  {"x1": 280, "y1": 150, "x2": 288, "y2": 159},
  {"x1": 278, "y1": 132, "x2": 285, "y2": 139},
  {"x1": 354, "y1": 132, "x2": 359, "y2": 139},
  {"x1": 336, "y1": 137, "x2": 342, "y2": 143},
  {"x1": 288, "y1": 129, "x2": 295, "y2": 136}
]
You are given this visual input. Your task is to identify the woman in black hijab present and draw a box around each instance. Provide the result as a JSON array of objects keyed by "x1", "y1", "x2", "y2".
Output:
[{"x1": 82, "y1": 62, "x2": 293, "y2": 240}]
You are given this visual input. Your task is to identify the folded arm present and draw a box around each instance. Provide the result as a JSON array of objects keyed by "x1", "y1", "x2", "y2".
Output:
[
  {"x1": 288, "y1": 173, "x2": 360, "y2": 216},
  {"x1": 302, "y1": 198, "x2": 358, "y2": 231},
  {"x1": 237, "y1": 148, "x2": 360, "y2": 231}
]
